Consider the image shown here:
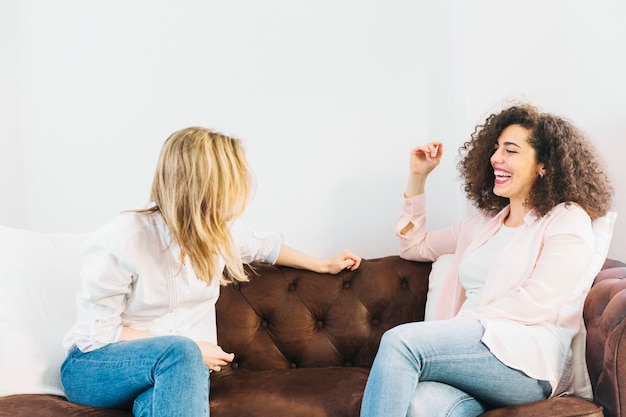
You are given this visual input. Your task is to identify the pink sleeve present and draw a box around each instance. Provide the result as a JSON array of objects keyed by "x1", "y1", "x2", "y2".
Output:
[{"x1": 395, "y1": 194, "x2": 459, "y2": 261}]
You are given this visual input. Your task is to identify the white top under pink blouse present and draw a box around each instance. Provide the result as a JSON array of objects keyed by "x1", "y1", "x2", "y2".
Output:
[{"x1": 396, "y1": 193, "x2": 595, "y2": 395}]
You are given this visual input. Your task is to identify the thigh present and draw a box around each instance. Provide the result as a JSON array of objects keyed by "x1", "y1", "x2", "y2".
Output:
[
  {"x1": 382, "y1": 319, "x2": 550, "y2": 407},
  {"x1": 61, "y1": 336, "x2": 191, "y2": 409},
  {"x1": 408, "y1": 381, "x2": 487, "y2": 417}
]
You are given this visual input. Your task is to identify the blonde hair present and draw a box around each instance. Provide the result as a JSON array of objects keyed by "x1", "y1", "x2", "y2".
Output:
[{"x1": 139, "y1": 127, "x2": 252, "y2": 284}]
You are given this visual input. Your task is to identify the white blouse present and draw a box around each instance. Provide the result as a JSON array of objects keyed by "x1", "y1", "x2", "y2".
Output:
[{"x1": 63, "y1": 211, "x2": 282, "y2": 353}]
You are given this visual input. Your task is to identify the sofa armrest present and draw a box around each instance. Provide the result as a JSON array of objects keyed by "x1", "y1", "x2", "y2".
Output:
[
  {"x1": 215, "y1": 255, "x2": 431, "y2": 372},
  {"x1": 584, "y1": 263, "x2": 626, "y2": 417}
]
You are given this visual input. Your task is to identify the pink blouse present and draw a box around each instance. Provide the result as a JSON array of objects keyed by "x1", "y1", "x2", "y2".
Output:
[{"x1": 396, "y1": 194, "x2": 595, "y2": 394}]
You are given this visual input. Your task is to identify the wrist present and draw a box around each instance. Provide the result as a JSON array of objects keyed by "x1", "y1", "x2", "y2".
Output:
[
  {"x1": 316, "y1": 259, "x2": 329, "y2": 274},
  {"x1": 405, "y1": 174, "x2": 427, "y2": 197}
]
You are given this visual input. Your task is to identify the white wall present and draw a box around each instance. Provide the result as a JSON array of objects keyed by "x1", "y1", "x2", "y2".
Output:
[
  {"x1": 3, "y1": 0, "x2": 625, "y2": 260},
  {"x1": 0, "y1": 1, "x2": 24, "y2": 227},
  {"x1": 455, "y1": 1, "x2": 626, "y2": 260}
]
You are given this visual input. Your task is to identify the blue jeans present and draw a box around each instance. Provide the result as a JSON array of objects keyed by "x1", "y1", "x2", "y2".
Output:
[
  {"x1": 360, "y1": 319, "x2": 551, "y2": 417},
  {"x1": 61, "y1": 336, "x2": 210, "y2": 417}
]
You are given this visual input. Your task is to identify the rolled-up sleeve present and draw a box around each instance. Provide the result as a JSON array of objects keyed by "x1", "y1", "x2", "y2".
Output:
[
  {"x1": 231, "y1": 221, "x2": 283, "y2": 264},
  {"x1": 396, "y1": 194, "x2": 458, "y2": 261},
  {"x1": 70, "y1": 240, "x2": 133, "y2": 352}
]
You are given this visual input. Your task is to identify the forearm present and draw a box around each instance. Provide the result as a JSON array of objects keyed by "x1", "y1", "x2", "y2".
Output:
[
  {"x1": 404, "y1": 173, "x2": 428, "y2": 198},
  {"x1": 275, "y1": 244, "x2": 327, "y2": 273}
]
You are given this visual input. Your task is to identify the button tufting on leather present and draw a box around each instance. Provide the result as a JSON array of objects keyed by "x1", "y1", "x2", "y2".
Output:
[
  {"x1": 400, "y1": 280, "x2": 408, "y2": 288},
  {"x1": 289, "y1": 363, "x2": 297, "y2": 369},
  {"x1": 288, "y1": 283, "x2": 296, "y2": 291},
  {"x1": 233, "y1": 282, "x2": 241, "y2": 290},
  {"x1": 316, "y1": 320, "x2": 324, "y2": 328},
  {"x1": 342, "y1": 281, "x2": 350, "y2": 289},
  {"x1": 231, "y1": 362, "x2": 239, "y2": 369},
  {"x1": 261, "y1": 320, "x2": 268, "y2": 328},
  {"x1": 372, "y1": 318, "x2": 380, "y2": 326},
  {"x1": 344, "y1": 361, "x2": 353, "y2": 367}
]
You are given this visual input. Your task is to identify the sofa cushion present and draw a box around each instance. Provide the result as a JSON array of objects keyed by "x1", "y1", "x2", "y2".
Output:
[
  {"x1": 0, "y1": 394, "x2": 131, "y2": 417},
  {"x1": 210, "y1": 367, "x2": 368, "y2": 417},
  {"x1": 479, "y1": 395, "x2": 603, "y2": 417},
  {"x1": 0, "y1": 226, "x2": 87, "y2": 397}
]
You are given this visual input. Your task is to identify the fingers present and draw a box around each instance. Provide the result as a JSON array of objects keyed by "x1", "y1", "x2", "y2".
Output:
[
  {"x1": 207, "y1": 351, "x2": 234, "y2": 372},
  {"x1": 339, "y1": 259, "x2": 356, "y2": 271},
  {"x1": 324, "y1": 254, "x2": 357, "y2": 274},
  {"x1": 216, "y1": 351, "x2": 235, "y2": 363},
  {"x1": 412, "y1": 142, "x2": 443, "y2": 161},
  {"x1": 198, "y1": 341, "x2": 235, "y2": 371},
  {"x1": 342, "y1": 250, "x2": 362, "y2": 270},
  {"x1": 339, "y1": 249, "x2": 361, "y2": 271}
]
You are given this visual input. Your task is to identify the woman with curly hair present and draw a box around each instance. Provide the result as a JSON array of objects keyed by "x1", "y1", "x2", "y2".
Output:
[
  {"x1": 360, "y1": 104, "x2": 613, "y2": 417},
  {"x1": 60, "y1": 127, "x2": 361, "y2": 417}
]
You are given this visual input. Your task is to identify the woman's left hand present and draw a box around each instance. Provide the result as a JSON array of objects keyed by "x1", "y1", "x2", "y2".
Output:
[
  {"x1": 275, "y1": 245, "x2": 361, "y2": 274},
  {"x1": 323, "y1": 249, "x2": 362, "y2": 274}
]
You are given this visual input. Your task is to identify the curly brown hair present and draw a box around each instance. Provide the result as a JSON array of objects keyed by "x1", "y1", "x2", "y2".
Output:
[{"x1": 458, "y1": 104, "x2": 613, "y2": 219}]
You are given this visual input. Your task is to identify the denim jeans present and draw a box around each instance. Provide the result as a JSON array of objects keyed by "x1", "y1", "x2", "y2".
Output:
[
  {"x1": 360, "y1": 319, "x2": 551, "y2": 417},
  {"x1": 61, "y1": 336, "x2": 210, "y2": 417}
]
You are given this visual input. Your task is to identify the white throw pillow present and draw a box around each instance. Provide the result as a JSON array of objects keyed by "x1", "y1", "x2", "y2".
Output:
[
  {"x1": 424, "y1": 253, "x2": 455, "y2": 321},
  {"x1": 0, "y1": 226, "x2": 87, "y2": 396},
  {"x1": 568, "y1": 211, "x2": 617, "y2": 399}
]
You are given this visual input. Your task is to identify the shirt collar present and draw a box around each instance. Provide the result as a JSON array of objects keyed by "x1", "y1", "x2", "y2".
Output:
[{"x1": 493, "y1": 205, "x2": 540, "y2": 226}]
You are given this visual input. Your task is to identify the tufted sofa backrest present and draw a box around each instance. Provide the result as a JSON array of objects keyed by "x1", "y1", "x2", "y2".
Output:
[
  {"x1": 584, "y1": 259, "x2": 626, "y2": 417},
  {"x1": 214, "y1": 256, "x2": 626, "y2": 417},
  {"x1": 215, "y1": 256, "x2": 430, "y2": 371}
]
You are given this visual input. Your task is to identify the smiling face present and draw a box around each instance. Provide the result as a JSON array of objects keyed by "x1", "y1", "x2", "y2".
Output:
[{"x1": 490, "y1": 124, "x2": 545, "y2": 207}]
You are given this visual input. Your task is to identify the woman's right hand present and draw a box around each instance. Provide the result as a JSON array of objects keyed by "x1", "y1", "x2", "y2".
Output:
[
  {"x1": 409, "y1": 142, "x2": 443, "y2": 176},
  {"x1": 404, "y1": 142, "x2": 443, "y2": 198},
  {"x1": 196, "y1": 341, "x2": 235, "y2": 372}
]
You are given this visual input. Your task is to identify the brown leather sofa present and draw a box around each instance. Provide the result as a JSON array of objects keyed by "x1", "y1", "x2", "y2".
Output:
[{"x1": 1, "y1": 256, "x2": 625, "y2": 417}]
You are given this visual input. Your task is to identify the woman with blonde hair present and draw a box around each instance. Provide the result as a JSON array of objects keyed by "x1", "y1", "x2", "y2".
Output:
[
  {"x1": 60, "y1": 127, "x2": 361, "y2": 417},
  {"x1": 360, "y1": 103, "x2": 613, "y2": 417}
]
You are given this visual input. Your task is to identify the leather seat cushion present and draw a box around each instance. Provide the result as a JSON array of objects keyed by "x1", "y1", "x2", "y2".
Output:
[{"x1": 210, "y1": 367, "x2": 369, "y2": 417}]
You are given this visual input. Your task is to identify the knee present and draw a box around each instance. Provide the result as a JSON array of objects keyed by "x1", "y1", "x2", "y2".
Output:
[
  {"x1": 165, "y1": 336, "x2": 203, "y2": 361},
  {"x1": 159, "y1": 336, "x2": 206, "y2": 375},
  {"x1": 372, "y1": 328, "x2": 405, "y2": 364},
  {"x1": 408, "y1": 382, "x2": 486, "y2": 417},
  {"x1": 379, "y1": 324, "x2": 409, "y2": 350}
]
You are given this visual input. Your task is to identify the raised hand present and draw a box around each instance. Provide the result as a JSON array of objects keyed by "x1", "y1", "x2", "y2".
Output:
[
  {"x1": 409, "y1": 142, "x2": 443, "y2": 177},
  {"x1": 405, "y1": 142, "x2": 443, "y2": 197}
]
